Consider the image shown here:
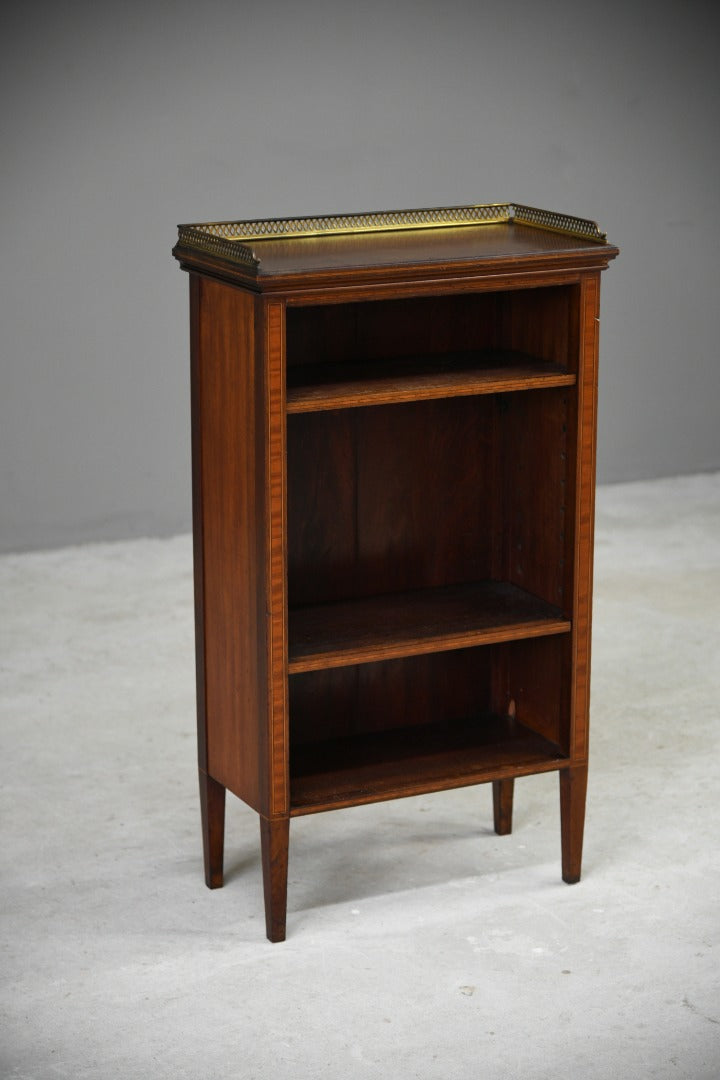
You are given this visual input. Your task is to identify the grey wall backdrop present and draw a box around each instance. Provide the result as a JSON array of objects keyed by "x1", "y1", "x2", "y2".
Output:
[{"x1": 2, "y1": 0, "x2": 719, "y2": 552}]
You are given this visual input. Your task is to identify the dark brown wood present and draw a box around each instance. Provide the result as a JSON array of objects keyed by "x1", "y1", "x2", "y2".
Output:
[
  {"x1": 499, "y1": 387, "x2": 569, "y2": 608},
  {"x1": 199, "y1": 770, "x2": 226, "y2": 888},
  {"x1": 260, "y1": 816, "x2": 290, "y2": 942},
  {"x1": 288, "y1": 581, "x2": 570, "y2": 673},
  {"x1": 290, "y1": 716, "x2": 566, "y2": 814},
  {"x1": 356, "y1": 397, "x2": 491, "y2": 597},
  {"x1": 286, "y1": 408, "x2": 357, "y2": 608},
  {"x1": 496, "y1": 284, "x2": 578, "y2": 371},
  {"x1": 175, "y1": 205, "x2": 617, "y2": 939},
  {"x1": 247, "y1": 222, "x2": 614, "y2": 278},
  {"x1": 289, "y1": 647, "x2": 492, "y2": 746},
  {"x1": 174, "y1": 219, "x2": 618, "y2": 296},
  {"x1": 192, "y1": 276, "x2": 269, "y2": 812},
  {"x1": 560, "y1": 765, "x2": 588, "y2": 883},
  {"x1": 287, "y1": 351, "x2": 575, "y2": 413},
  {"x1": 493, "y1": 779, "x2": 515, "y2": 836},
  {"x1": 264, "y1": 301, "x2": 290, "y2": 818},
  {"x1": 503, "y1": 635, "x2": 570, "y2": 752},
  {"x1": 570, "y1": 275, "x2": 602, "y2": 762},
  {"x1": 288, "y1": 395, "x2": 497, "y2": 605},
  {"x1": 189, "y1": 274, "x2": 208, "y2": 774}
]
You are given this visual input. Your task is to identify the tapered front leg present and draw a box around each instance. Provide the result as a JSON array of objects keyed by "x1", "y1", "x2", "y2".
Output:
[
  {"x1": 492, "y1": 779, "x2": 514, "y2": 835},
  {"x1": 199, "y1": 770, "x2": 226, "y2": 889},
  {"x1": 260, "y1": 815, "x2": 290, "y2": 943},
  {"x1": 560, "y1": 765, "x2": 588, "y2": 884}
]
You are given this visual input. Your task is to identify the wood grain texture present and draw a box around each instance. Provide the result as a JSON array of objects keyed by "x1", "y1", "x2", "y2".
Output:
[
  {"x1": 189, "y1": 274, "x2": 208, "y2": 773},
  {"x1": 495, "y1": 284, "x2": 578, "y2": 370},
  {"x1": 500, "y1": 387, "x2": 569, "y2": 609},
  {"x1": 493, "y1": 778, "x2": 515, "y2": 835},
  {"x1": 286, "y1": 288, "x2": 574, "y2": 368},
  {"x1": 287, "y1": 293, "x2": 499, "y2": 367},
  {"x1": 199, "y1": 769, "x2": 225, "y2": 888},
  {"x1": 260, "y1": 815, "x2": 290, "y2": 942},
  {"x1": 570, "y1": 274, "x2": 601, "y2": 764},
  {"x1": 288, "y1": 581, "x2": 570, "y2": 673},
  {"x1": 286, "y1": 409, "x2": 356, "y2": 608},
  {"x1": 265, "y1": 301, "x2": 290, "y2": 817},
  {"x1": 560, "y1": 764, "x2": 588, "y2": 883},
  {"x1": 503, "y1": 634, "x2": 570, "y2": 752},
  {"x1": 287, "y1": 396, "x2": 495, "y2": 606},
  {"x1": 290, "y1": 715, "x2": 567, "y2": 814},
  {"x1": 193, "y1": 276, "x2": 267, "y2": 812},
  {"x1": 247, "y1": 222, "x2": 614, "y2": 277},
  {"x1": 289, "y1": 647, "x2": 492, "y2": 746},
  {"x1": 175, "y1": 221, "x2": 618, "y2": 297},
  {"x1": 286, "y1": 351, "x2": 575, "y2": 413},
  {"x1": 176, "y1": 212, "x2": 617, "y2": 937},
  {"x1": 356, "y1": 398, "x2": 492, "y2": 596}
]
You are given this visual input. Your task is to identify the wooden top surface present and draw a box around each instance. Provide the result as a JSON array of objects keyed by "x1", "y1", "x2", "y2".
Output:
[
  {"x1": 245, "y1": 223, "x2": 609, "y2": 275},
  {"x1": 173, "y1": 204, "x2": 618, "y2": 291}
]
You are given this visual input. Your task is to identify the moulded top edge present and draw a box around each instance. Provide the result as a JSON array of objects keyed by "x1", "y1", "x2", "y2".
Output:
[{"x1": 173, "y1": 202, "x2": 610, "y2": 271}]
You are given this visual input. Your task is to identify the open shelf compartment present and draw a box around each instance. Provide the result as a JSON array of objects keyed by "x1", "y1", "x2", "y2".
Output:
[
  {"x1": 286, "y1": 285, "x2": 580, "y2": 413},
  {"x1": 285, "y1": 283, "x2": 578, "y2": 816},
  {"x1": 288, "y1": 635, "x2": 572, "y2": 814},
  {"x1": 287, "y1": 350, "x2": 575, "y2": 413},
  {"x1": 288, "y1": 580, "x2": 570, "y2": 673},
  {"x1": 290, "y1": 713, "x2": 568, "y2": 813}
]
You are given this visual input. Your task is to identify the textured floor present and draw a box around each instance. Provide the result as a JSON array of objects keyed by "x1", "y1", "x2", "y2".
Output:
[{"x1": 2, "y1": 473, "x2": 719, "y2": 1079}]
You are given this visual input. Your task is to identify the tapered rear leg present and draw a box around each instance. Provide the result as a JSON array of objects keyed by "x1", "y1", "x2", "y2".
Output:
[
  {"x1": 199, "y1": 770, "x2": 225, "y2": 889},
  {"x1": 492, "y1": 779, "x2": 514, "y2": 835},
  {"x1": 260, "y1": 815, "x2": 290, "y2": 943},
  {"x1": 560, "y1": 765, "x2": 588, "y2": 884}
]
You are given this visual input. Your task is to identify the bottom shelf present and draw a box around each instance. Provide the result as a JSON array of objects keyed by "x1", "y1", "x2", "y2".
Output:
[{"x1": 290, "y1": 714, "x2": 568, "y2": 814}]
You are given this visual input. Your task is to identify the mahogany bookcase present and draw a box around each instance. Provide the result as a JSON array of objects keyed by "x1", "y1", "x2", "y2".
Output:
[{"x1": 172, "y1": 203, "x2": 618, "y2": 941}]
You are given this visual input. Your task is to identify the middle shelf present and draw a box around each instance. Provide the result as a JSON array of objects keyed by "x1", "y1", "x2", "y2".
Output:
[
  {"x1": 288, "y1": 580, "x2": 571, "y2": 674},
  {"x1": 286, "y1": 349, "x2": 576, "y2": 413}
]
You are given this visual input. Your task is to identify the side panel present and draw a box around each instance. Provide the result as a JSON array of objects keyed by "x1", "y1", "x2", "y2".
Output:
[
  {"x1": 191, "y1": 274, "x2": 269, "y2": 812},
  {"x1": 265, "y1": 300, "x2": 290, "y2": 817},
  {"x1": 569, "y1": 273, "x2": 601, "y2": 763}
]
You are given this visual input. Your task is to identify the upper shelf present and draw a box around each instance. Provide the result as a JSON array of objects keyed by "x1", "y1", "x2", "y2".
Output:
[
  {"x1": 173, "y1": 202, "x2": 619, "y2": 289},
  {"x1": 286, "y1": 350, "x2": 576, "y2": 413}
]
